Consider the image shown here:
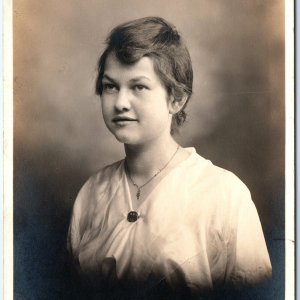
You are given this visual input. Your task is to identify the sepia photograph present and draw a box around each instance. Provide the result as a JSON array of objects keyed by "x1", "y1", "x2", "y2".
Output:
[{"x1": 10, "y1": 0, "x2": 289, "y2": 299}]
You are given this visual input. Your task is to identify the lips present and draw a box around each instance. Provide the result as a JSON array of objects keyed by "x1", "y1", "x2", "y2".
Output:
[{"x1": 112, "y1": 116, "x2": 138, "y2": 123}]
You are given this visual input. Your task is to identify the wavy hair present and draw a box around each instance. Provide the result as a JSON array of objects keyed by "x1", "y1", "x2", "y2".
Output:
[{"x1": 95, "y1": 17, "x2": 193, "y2": 132}]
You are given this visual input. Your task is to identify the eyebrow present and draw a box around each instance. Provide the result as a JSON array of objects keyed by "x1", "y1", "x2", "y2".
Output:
[
  {"x1": 129, "y1": 76, "x2": 151, "y2": 83},
  {"x1": 102, "y1": 74, "x2": 118, "y2": 83},
  {"x1": 102, "y1": 74, "x2": 151, "y2": 83}
]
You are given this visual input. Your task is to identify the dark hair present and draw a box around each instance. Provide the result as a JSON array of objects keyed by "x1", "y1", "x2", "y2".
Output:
[{"x1": 95, "y1": 16, "x2": 193, "y2": 131}]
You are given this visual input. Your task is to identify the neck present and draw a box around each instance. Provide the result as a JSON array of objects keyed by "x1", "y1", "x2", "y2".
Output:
[{"x1": 124, "y1": 135, "x2": 179, "y2": 183}]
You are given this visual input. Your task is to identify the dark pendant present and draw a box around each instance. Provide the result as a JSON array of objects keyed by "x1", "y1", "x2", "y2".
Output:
[{"x1": 127, "y1": 211, "x2": 139, "y2": 222}]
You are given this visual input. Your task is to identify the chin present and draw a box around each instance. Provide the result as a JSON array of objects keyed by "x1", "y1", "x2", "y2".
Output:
[
  {"x1": 114, "y1": 134, "x2": 152, "y2": 146},
  {"x1": 110, "y1": 128, "x2": 167, "y2": 146},
  {"x1": 113, "y1": 133, "x2": 138, "y2": 144}
]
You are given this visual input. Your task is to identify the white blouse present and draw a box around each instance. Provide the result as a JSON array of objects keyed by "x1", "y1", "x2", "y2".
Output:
[{"x1": 68, "y1": 148, "x2": 271, "y2": 292}]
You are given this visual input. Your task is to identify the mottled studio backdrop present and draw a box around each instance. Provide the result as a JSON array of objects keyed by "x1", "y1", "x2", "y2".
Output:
[{"x1": 14, "y1": 1, "x2": 284, "y2": 299}]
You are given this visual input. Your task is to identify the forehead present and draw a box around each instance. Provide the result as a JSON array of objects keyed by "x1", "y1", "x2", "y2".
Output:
[{"x1": 103, "y1": 53, "x2": 160, "y2": 82}]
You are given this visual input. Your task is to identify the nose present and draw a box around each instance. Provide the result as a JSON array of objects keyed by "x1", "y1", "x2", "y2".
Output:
[{"x1": 114, "y1": 88, "x2": 131, "y2": 112}]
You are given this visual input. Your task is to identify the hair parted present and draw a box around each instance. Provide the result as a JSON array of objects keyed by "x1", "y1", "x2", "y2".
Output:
[{"x1": 95, "y1": 16, "x2": 193, "y2": 131}]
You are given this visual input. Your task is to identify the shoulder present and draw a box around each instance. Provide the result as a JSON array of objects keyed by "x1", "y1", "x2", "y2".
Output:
[
  {"x1": 68, "y1": 160, "x2": 124, "y2": 253},
  {"x1": 187, "y1": 150, "x2": 250, "y2": 198},
  {"x1": 213, "y1": 165, "x2": 251, "y2": 200},
  {"x1": 182, "y1": 151, "x2": 253, "y2": 220},
  {"x1": 209, "y1": 162, "x2": 252, "y2": 211},
  {"x1": 85, "y1": 159, "x2": 123, "y2": 188},
  {"x1": 88, "y1": 159, "x2": 124, "y2": 187},
  {"x1": 72, "y1": 159, "x2": 124, "y2": 213},
  {"x1": 195, "y1": 157, "x2": 259, "y2": 232}
]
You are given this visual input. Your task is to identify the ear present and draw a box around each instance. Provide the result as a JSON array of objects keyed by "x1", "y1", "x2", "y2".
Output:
[{"x1": 168, "y1": 95, "x2": 188, "y2": 115}]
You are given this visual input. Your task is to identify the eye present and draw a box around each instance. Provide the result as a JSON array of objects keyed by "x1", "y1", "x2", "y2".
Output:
[
  {"x1": 133, "y1": 85, "x2": 148, "y2": 92},
  {"x1": 103, "y1": 83, "x2": 118, "y2": 93}
]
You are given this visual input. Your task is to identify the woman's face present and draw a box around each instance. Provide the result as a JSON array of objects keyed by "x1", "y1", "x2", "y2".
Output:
[{"x1": 100, "y1": 53, "x2": 173, "y2": 145}]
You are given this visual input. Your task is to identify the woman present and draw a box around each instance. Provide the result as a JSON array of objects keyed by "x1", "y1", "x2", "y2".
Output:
[{"x1": 68, "y1": 17, "x2": 271, "y2": 299}]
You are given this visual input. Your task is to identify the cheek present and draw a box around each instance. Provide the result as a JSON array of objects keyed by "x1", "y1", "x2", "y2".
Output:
[
  {"x1": 101, "y1": 98, "x2": 112, "y2": 116},
  {"x1": 101, "y1": 110, "x2": 112, "y2": 130}
]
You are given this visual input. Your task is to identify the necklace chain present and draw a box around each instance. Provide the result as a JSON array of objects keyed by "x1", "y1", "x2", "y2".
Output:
[{"x1": 125, "y1": 145, "x2": 180, "y2": 200}]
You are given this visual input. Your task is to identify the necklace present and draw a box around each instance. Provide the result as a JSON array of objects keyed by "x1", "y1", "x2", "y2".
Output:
[{"x1": 125, "y1": 145, "x2": 180, "y2": 200}]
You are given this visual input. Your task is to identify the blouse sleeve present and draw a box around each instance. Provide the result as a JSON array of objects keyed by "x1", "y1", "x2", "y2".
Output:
[
  {"x1": 67, "y1": 177, "x2": 93, "y2": 260},
  {"x1": 227, "y1": 177, "x2": 272, "y2": 287}
]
